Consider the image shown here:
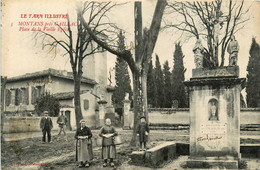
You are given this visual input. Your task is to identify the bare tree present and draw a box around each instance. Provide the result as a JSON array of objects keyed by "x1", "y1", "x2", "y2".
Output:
[
  {"x1": 79, "y1": 0, "x2": 167, "y2": 145},
  {"x1": 164, "y1": 0, "x2": 250, "y2": 67},
  {"x1": 33, "y1": 3, "x2": 112, "y2": 128}
]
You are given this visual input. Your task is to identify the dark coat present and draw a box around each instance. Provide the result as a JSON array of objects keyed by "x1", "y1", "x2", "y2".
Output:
[
  {"x1": 40, "y1": 117, "x2": 53, "y2": 130},
  {"x1": 99, "y1": 125, "x2": 118, "y2": 146},
  {"x1": 75, "y1": 126, "x2": 93, "y2": 161},
  {"x1": 57, "y1": 115, "x2": 68, "y2": 126},
  {"x1": 137, "y1": 122, "x2": 149, "y2": 142},
  {"x1": 75, "y1": 126, "x2": 93, "y2": 139}
]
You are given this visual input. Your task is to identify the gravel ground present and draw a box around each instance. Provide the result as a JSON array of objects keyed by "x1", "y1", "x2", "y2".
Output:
[{"x1": 1, "y1": 130, "x2": 259, "y2": 170}]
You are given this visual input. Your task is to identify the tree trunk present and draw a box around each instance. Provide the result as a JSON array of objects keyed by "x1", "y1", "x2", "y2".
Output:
[
  {"x1": 130, "y1": 71, "x2": 142, "y2": 146},
  {"x1": 141, "y1": 72, "x2": 148, "y2": 122},
  {"x1": 129, "y1": 1, "x2": 143, "y2": 147},
  {"x1": 73, "y1": 73, "x2": 83, "y2": 129}
]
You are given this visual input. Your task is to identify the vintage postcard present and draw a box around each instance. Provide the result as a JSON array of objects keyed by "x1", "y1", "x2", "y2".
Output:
[{"x1": 1, "y1": 0, "x2": 260, "y2": 169}]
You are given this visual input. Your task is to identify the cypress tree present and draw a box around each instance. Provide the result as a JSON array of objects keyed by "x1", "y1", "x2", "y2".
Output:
[
  {"x1": 172, "y1": 43, "x2": 188, "y2": 108},
  {"x1": 163, "y1": 60, "x2": 172, "y2": 108},
  {"x1": 246, "y1": 38, "x2": 260, "y2": 107},
  {"x1": 112, "y1": 31, "x2": 132, "y2": 115},
  {"x1": 154, "y1": 54, "x2": 164, "y2": 107},
  {"x1": 147, "y1": 60, "x2": 157, "y2": 108}
]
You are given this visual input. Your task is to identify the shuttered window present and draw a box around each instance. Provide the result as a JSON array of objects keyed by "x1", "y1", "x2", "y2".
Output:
[
  {"x1": 31, "y1": 85, "x2": 45, "y2": 104},
  {"x1": 15, "y1": 89, "x2": 19, "y2": 106},
  {"x1": 5, "y1": 89, "x2": 11, "y2": 106},
  {"x1": 31, "y1": 86, "x2": 36, "y2": 104},
  {"x1": 25, "y1": 87, "x2": 29, "y2": 105},
  {"x1": 21, "y1": 87, "x2": 29, "y2": 105}
]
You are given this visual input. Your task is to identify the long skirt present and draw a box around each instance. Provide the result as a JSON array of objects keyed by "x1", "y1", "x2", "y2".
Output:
[
  {"x1": 102, "y1": 145, "x2": 116, "y2": 159},
  {"x1": 76, "y1": 139, "x2": 93, "y2": 162}
]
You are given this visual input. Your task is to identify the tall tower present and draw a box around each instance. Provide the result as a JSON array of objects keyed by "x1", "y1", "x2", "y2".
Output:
[{"x1": 82, "y1": 43, "x2": 108, "y2": 102}]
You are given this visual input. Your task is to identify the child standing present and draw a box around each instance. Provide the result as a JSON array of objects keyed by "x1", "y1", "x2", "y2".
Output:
[{"x1": 137, "y1": 116, "x2": 150, "y2": 151}]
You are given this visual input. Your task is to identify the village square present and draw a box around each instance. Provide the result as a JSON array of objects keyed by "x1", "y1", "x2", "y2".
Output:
[{"x1": 1, "y1": 0, "x2": 260, "y2": 169}]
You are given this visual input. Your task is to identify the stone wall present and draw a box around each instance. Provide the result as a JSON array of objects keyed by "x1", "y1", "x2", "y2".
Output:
[
  {"x1": 128, "y1": 108, "x2": 260, "y2": 127},
  {"x1": 2, "y1": 117, "x2": 59, "y2": 133}
]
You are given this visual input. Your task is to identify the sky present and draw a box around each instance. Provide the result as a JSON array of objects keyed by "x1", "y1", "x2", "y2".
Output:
[{"x1": 1, "y1": 0, "x2": 260, "y2": 90}]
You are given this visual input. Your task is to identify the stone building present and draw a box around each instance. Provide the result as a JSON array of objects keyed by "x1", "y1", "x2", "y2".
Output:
[{"x1": 3, "y1": 51, "x2": 114, "y2": 130}]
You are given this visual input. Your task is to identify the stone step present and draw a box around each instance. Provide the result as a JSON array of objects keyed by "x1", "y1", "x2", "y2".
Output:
[{"x1": 130, "y1": 142, "x2": 177, "y2": 167}]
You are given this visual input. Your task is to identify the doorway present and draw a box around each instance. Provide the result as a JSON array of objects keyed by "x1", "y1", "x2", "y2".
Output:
[{"x1": 65, "y1": 110, "x2": 72, "y2": 131}]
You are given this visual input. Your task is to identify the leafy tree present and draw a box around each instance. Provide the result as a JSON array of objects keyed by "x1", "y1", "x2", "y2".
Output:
[
  {"x1": 112, "y1": 31, "x2": 132, "y2": 115},
  {"x1": 172, "y1": 43, "x2": 188, "y2": 108},
  {"x1": 35, "y1": 93, "x2": 60, "y2": 117},
  {"x1": 246, "y1": 38, "x2": 260, "y2": 107},
  {"x1": 163, "y1": 60, "x2": 172, "y2": 108},
  {"x1": 147, "y1": 60, "x2": 157, "y2": 107},
  {"x1": 154, "y1": 54, "x2": 165, "y2": 107}
]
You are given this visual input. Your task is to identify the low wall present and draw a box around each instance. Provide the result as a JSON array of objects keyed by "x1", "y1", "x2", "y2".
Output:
[
  {"x1": 148, "y1": 108, "x2": 189, "y2": 125},
  {"x1": 128, "y1": 108, "x2": 260, "y2": 127},
  {"x1": 2, "y1": 117, "x2": 59, "y2": 133},
  {"x1": 3, "y1": 108, "x2": 259, "y2": 134}
]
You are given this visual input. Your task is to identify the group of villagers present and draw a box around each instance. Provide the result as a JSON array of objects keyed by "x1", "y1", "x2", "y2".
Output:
[{"x1": 75, "y1": 116, "x2": 149, "y2": 168}]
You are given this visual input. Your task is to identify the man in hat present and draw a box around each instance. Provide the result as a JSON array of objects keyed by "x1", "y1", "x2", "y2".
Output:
[
  {"x1": 136, "y1": 116, "x2": 150, "y2": 151},
  {"x1": 40, "y1": 111, "x2": 53, "y2": 143},
  {"x1": 57, "y1": 111, "x2": 68, "y2": 141}
]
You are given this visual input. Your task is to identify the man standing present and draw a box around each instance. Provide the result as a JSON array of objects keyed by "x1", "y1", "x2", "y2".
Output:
[
  {"x1": 40, "y1": 111, "x2": 53, "y2": 143},
  {"x1": 57, "y1": 111, "x2": 68, "y2": 141}
]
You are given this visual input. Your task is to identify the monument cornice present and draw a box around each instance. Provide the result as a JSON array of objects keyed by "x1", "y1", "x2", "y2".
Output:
[{"x1": 184, "y1": 77, "x2": 246, "y2": 89}]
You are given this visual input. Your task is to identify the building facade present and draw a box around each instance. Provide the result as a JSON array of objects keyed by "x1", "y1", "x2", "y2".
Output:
[{"x1": 3, "y1": 50, "x2": 114, "y2": 130}]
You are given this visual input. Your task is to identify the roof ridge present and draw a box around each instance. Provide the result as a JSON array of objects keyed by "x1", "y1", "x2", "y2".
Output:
[{"x1": 7, "y1": 68, "x2": 97, "y2": 85}]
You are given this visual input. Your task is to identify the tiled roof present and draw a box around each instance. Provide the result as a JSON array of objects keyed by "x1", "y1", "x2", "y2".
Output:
[
  {"x1": 53, "y1": 90, "x2": 90, "y2": 100},
  {"x1": 7, "y1": 68, "x2": 97, "y2": 85}
]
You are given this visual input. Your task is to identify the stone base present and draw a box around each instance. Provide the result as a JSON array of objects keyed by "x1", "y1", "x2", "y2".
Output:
[
  {"x1": 186, "y1": 159, "x2": 238, "y2": 169},
  {"x1": 130, "y1": 151, "x2": 145, "y2": 164},
  {"x1": 145, "y1": 142, "x2": 176, "y2": 166},
  {"x1": 122, "y1": 126, "x2": 131, "y2": 130}
]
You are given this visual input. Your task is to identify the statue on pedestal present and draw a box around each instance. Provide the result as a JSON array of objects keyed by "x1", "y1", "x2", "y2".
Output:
[
  {"x1": 193, "y1": 39, "x2": 204, "y2": 68},
  {"x1": 227, "y1": 35, "x2": 239, "y2": 66}
]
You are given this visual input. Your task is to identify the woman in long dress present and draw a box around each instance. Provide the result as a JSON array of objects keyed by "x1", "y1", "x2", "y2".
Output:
[
  {"x1": 99, "y1": 118, "x2": 118, "y2": 167},
  {"x1": 75, "y1": 120, "x2": 93, "y2": 167}
]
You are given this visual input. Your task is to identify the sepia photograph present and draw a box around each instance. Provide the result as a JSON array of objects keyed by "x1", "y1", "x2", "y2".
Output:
[{"x1": 1, "y1": 0, "x2": 260, "y2": 169}]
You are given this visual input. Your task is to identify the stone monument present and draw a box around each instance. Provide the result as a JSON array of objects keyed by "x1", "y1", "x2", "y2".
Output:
[
  {"x1": 123, "y1": 93, "x2": 131, "y2": 130},
  {"x1": 184, "y1": 64, "x2": 245, "y2": 168}
]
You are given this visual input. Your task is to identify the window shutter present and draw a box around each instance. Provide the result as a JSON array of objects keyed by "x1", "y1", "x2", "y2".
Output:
[
  {"x1": 31, "y1": 87, "x2": 36, "y2": 104},
  {"x1": 15, "y1": 89, "x2": 19, "y2": 106},
  {"x1": 19, "y1": 89, "x2": 23, "y2": 104},
  {"x1": 25, "y1": 87, "x2": 29, "y2": 105},
  {"x1": 5, "y1": 89, "x2": 11, "y2": 106}
]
